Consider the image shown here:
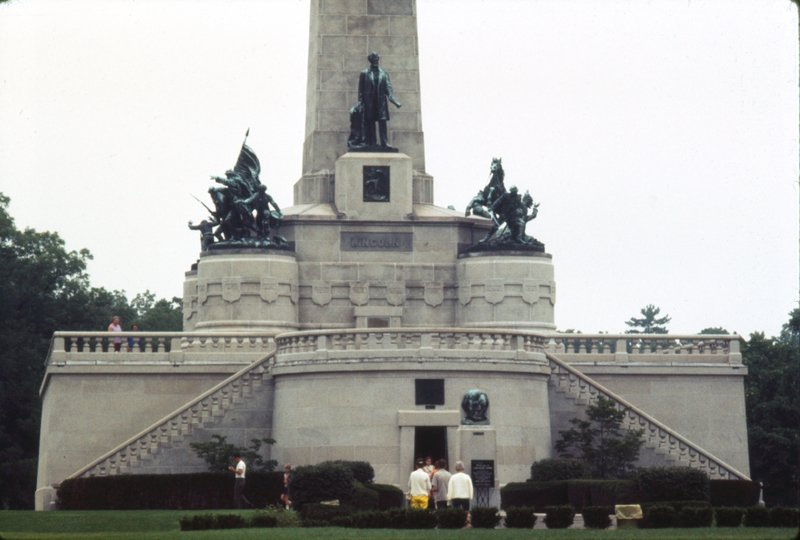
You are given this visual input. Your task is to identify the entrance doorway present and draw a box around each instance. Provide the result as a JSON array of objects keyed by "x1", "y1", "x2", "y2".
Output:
[{"x1": 414, "y1": 426, "x2": 447, "y2": 465}]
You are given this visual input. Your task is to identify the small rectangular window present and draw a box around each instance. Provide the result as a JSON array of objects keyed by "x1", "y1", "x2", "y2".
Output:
[
  {"x1": 415, "y1": 379, "x2": 444, "y2": 405},
  {"x1": 367, "y1": 317, "x2": 390, "y2": 328}
]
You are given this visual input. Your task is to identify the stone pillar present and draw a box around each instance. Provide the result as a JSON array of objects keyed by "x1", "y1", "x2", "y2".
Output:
[
  {"x1": 295, "y1": 0, "x2": 433, "y2": 205},
  {"x1": 183, "y1": 249, "x2": 299, "y2": 334},
  {"x1": 456, "y1": 252, "x2": 557, "y2": 331}
]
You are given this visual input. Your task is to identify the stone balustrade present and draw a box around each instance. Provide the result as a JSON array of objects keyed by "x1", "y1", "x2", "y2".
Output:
[
  {"x1": 47, "y1": 332, "x2": 274, "y2": 366},
  {"x1": 274, "y1": 328, "x2": 550, "y2": 365},
  {"x1": 547, "y1": 333, "x2": 741, "y2": 364},
  {"x1": 547, "y1": 351, "x2": 749, "y2": 480}
]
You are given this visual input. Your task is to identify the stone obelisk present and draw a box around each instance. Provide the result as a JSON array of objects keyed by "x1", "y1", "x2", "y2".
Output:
[{"x1": 293, "y1": 0, "x2": 433, "y2": 207}]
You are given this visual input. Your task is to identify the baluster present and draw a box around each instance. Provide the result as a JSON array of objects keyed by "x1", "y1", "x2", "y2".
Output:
[
  {"x1": 144, "y1": 337, "x2": 153, "y2": 353},
  {"x1": 157, "y1": 337, "x2": 166, "y2": 353},
  {"x1": 578, "y1": 339, "x2": 587, "y2": 354},
  {"x1": 70, "y1": 338, "x2": 78, "y2": 353}
]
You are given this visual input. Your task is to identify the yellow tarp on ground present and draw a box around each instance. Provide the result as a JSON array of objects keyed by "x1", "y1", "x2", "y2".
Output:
[{"x1": 615, "y1": 504, "x2": 643, "y2": 520}]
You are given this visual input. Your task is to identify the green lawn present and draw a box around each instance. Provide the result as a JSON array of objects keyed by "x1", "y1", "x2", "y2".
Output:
[{"x1": 0, "y1": 511, "x2": 797, "y2": 540}]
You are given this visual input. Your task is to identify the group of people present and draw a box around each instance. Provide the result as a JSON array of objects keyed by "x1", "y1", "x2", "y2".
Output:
[
  {"x1": 107, "y1": 316, "x2": 143, "y2": 353},
  {"x1": 408, "y1": 457, "x2": 474, "y2": 515}
]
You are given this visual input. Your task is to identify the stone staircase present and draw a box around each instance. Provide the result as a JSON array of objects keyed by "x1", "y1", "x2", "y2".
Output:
[
  {"x1": 67, "y1": 349, "x2": 275, "y2": 479},
  {"x1": 547, "y1": 351, "x2": 750, "y2": 480}
]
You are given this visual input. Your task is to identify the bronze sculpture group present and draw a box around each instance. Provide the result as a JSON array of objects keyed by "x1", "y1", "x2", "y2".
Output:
[
  {"x1": 189, "y1": 133, "x2": 287, "y2": 251},
  {"x1": 464, "y1": 158, "x2": 543, "y2": 250}
]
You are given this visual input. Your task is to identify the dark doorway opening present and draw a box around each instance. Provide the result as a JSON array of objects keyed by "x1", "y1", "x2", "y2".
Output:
[{"x1": 414, "y1": 426, "x2": 447, "y2": 466}]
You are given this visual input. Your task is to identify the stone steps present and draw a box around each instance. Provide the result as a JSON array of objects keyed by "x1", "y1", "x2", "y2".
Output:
[
  {"x1": 68, "y1": 349, "x2": 275, "y2": 480},
  {"x1": 547, "y1": 351, "x2": 749, "y2": 480}
]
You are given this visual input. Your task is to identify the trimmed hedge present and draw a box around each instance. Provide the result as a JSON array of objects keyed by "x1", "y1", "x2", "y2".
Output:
[
  {"x1": 437, "y1": 508, "x2": 468, "y2": 529},
  {"x1": 567, "y1": 479, "x2": 639, "y2": 511},
  {"x1": 581, "y1": 506, "x2": 613, "y2": 529},
  {"x1": 504, "y1": 506, "x2": 537, "y2": 529},
  {"x1": 714, "y1": 507, "x2": 744, "y2": 527},
  {"x1": 350, "y1": 510, "x2": 390, "y2": 529},
  {"x1": 637, "y1": 467, "x2": 710, "y2": 503},
  {"x1": 501, "y1": 479, "x2": 637, "y2": 512},
  {"x1": 289, "y1": 462, "x2": 354, "y2": 510},
  {"x1": 501, "y1": 481, "x2": 568, "y2": 511},
  {"x1": 769, "y1": 507, "x2": 799, "y2": 528},
  {"x1": 471, "y1": 506, "x2": 501, "y2": 529},
  {"x1": 179, "y1": 513, "x2": 248, "y2": 531},
  {"x1": 300, "y1": 503, "x2": 354, "y2": 524},
  {"x1": 352, "y1": 482, "x2": 379, "y2": 511},
  {"x1": 530, "y1": 458, "x2": 591, "y2": 482},
  {"x1": 744, "y1": 506, "x2": 770, "y2": 527},
  {"x1": 318, "y1": 460, "x2": 374, "y2": 484},
  {"x1": 709, "y1": 480, "x2": 760, "y2": 507},
  {"x1": 641, "y1": 504, "x2": 675, "y2": 528},
  {"x1": 677, "y1": 506, "x2": 713, "y2": 528},
  {"x1": 544, "y1": 505, "x2": 575, "y2": 529},
  {"x1": 365, "y1": 483, "x2": 404, "y2": 510},
  {"x1": 57, "y1": 472, "x2": 283, "y2": 510}
]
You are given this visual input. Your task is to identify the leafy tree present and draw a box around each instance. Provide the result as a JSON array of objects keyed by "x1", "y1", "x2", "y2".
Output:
[
  {"x1": 624, "y1": 304, "x2": 671, "y2": 334},
  {"x1": 555, "y1": 395, "x2": 645, "y2": 479},
  {"x1": 699, "y1": 327, "x2": 729, "y2": 335},
  {"x1": 0, "y1": 193, "x2": 184, "y2": 508},
  {"x1": 190, "y1": 434, "x2": 277, "y2": 472},
  {"x1": 743, "y1": 309, "x2": 799, "y2": 507}
]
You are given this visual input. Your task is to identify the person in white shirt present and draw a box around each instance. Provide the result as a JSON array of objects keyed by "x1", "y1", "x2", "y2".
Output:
[
  {"x1": 407, "y1": 459, "x2": 432, "y2": 509},
  {"x1": 228, "y1": 453, "x2": 254, "y2": 508},
  {"x1": 447, "y1": 461, "x2": 474, "y2": 511}
]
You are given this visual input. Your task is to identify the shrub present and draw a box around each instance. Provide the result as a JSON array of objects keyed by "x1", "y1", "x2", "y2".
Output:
[
  {"x1": 504, "y1": 506, "x2": 537, "y2": 528},
  {"x1": 352, "y1": 482, "x2": 379, "y2": 511},
  {"x1": 275, "y1": 508, "x2": 301, "y2": 527},
  {"x1": 301, "y1": 519, "x2": 329, "y2": 527},
  {"x1": 544, "y1": 505, "x2": 575, "y2": 529},
  {"x1": 471, "y1": 506, "x2": 501, "y2": 529},
  {"x1": 581, "y1": 506, "x2": 612, "y2": 529},
  {"x1": 714, "y1": 507, "x2": 744, "y2": 527},
  {"x1": 386, "y1": 507, "x2": 409, "y2": 529},
  {"x1": 637, "y1": 467, "x2": 710, "y2": 503},
  {"x1": 179, "y1": 514, "x2": 216, "y2": 531},
  {"x1": 404, "y1": 508, "x2": 438, "y2": 529},
  {"x1": 365, "y1": 483, "x2": 404, "y2": 510},
  {"x1": 642, "y1": 504, "x2": 676, "y2": 528},
  {"x1": 300, "y1": 503, "x2": 354, "y2": 524},
  {"x1": 676, "y1": 506, "x2": 713, "y2": 528},
  {"x1": 319, "y1": 460, "x2": 374, "y2": 484},
  {"x1": 330, "y1": 515, "x2": 353, "y2": 527},
  {"x1": 58, "y1": 472, "x2": 283, "y2": 510},
  {"x1": 190, "y1": 434, "x2": 277, "y2": 472},
  {"x1": 530, "y1": 458, "x2": 591, "y2": 482},
  {"x1": 350, "y1": 510, "x2": 391, "y2": 529},
  {"x1": 709, "y1": 480, "x2": 760, "y2": 507},
  {"x1": 769, "y1": 507, "x2": 799, "y2": 528},
  {"x1": 214, "y1": 514, "x2": 247, "y2": 529},
  {"x1": 567, "y1": 479, "x2": 639, "y2": 511},
  {"x1": 289, "y1": 462, "x2": 354, "y2": 510},
  {"x1": 437, "y1": 507, "x2": 468, "y2": 529},
  {"x1": 249, "y1": 512, "x2": 277, "y2": 528},
  {"x1": 500, "y1": 481, "x2": 568, "y2": 511},
  {"x1": 744, "y1": 506, "x2": 770, "y2": 527}
]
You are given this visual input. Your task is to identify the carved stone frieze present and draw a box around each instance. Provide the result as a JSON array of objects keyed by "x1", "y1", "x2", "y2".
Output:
[
  {"x1": 311, "y1": 281, "x2": 332, "y2": 306},
  {"x1": 424, "y1": 282, "x2": 444, "y2": 307},
  {"x1": 484, "y1": 279, "x2": 505, "y2": 305},
  {"x1": 260, "y1": 277, "x2": 278, "y2": 303},
  {"x1": 221, "y1": 277, "x2": 242, "y2": 303},
  {"x1": 386, "y1": 281, "x2": 406, "y2": 306},
  {"x1": 349, "y1": 281, "x2": 370, "y2": 306}
]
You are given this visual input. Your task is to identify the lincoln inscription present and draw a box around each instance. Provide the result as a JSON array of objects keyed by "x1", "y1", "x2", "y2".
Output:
[{"x1": 340, "y1": 232, "x2": 413, "y2": 252}]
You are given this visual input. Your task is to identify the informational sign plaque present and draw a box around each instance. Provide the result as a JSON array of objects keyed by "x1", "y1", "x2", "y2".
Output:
[{"x1": 471, "y1": 459, "x2": 495, "y2": 489}]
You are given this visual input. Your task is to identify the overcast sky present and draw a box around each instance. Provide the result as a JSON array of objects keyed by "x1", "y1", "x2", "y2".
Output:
[{"x1": 0, "y1": 0, "x2": 797, "y2": 337}]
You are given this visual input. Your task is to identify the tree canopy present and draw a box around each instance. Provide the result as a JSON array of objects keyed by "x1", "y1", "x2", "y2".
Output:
[
  {"x1": 0, "y1": 194, "x2": 181, "y2": 509},
  {"x1": 624, "y1": 304, "x2": 671, "y2": 334}
]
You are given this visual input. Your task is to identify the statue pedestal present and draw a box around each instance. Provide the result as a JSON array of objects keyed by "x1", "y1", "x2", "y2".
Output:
[
  {"x1": 183, "y1": 248, "x2": 299, "y2": 334},
  {"x1": 334, "y1": 152, "x2": 413, "y2": 220},
  {"x1": 456, "y1": 251, "x2": 556, "y2": 332}
]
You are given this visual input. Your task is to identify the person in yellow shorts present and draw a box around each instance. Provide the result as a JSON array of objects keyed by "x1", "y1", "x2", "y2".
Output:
[{"x1": 408, "y1": 459, "x2": 432, "y2": 509}]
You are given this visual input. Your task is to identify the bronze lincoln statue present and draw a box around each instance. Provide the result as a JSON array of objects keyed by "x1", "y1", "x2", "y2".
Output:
[{"x1": 348, "y1": 52, "x2": 402, "y2": 150}]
